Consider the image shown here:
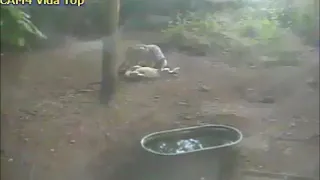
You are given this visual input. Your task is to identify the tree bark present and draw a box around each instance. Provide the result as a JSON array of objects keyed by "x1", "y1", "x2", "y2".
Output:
[{"x1": 100, "y1": 0, "x2": 120, "y2": 104}]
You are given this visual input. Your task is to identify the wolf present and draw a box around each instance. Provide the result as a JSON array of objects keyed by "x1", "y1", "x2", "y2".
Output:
[{"x1": 118, "y1": 44, "x2": 174, "y2": 77}]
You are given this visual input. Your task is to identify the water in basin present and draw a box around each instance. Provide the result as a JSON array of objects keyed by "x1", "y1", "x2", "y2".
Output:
[{"x1": 143, "y1": 126, "x2": 241, "y2": 154}]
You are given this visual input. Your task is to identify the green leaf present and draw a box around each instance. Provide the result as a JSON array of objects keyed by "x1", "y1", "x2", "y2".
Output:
[
  {"x1": 17, "y1": 37, "x2": 25, "y2": 47},
  {"x1": 1, "y1": 6, "x2": 47, "y2": 47}
]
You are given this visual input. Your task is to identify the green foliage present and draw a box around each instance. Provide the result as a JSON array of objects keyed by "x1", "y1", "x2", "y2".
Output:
[
  {"x1": 162, "y1": 0, "x2": 319, "y2": 59},
  {"x1": 162, "y1": 13, "x2": 227, "y2": 49},
  {"x1": 1, "y1": 6, "x2": 46, "y2": 48},
  {"x1": 14, "y1": 0, "x2": 244, "y2": 36},
  {"x1": 163, "y1": 13, "x2": 219, "y2": 37},
  {"x1": 278, "y1": 4, "x2": 319, "y2": 45},
  {"x1": 162, "y1": 9, "x2": 286, "y2": 54},
  {"x1": 224, "y1": 7, "x2": 286, "y2": 44}
]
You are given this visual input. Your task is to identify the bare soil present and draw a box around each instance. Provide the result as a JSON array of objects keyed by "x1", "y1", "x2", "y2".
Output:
[{"x1": 1, "y1": 34, "x2": 319, "y2": 180}]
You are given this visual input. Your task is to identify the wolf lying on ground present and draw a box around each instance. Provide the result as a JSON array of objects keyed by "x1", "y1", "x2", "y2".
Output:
[{"x1": 124, "y1": 65, "x2": 180, "y2": 81}]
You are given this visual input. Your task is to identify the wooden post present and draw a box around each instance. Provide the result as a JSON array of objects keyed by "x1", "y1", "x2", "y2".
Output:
[{"x1": 100, "y1": 0, "x2": 120, "y2": 104}]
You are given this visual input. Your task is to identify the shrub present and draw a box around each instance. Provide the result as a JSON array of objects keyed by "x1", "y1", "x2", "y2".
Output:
[
  {"x1": 1, "y1": 6, "x2": 46, "y2": 48},
  {"x1": 161, "y1": 7, "x2": 287, "y2": 57}
]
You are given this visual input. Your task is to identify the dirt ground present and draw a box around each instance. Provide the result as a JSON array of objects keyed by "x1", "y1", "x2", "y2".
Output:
[{"x1": 1, "y1": 33, "x2": 319, "y2": 180}]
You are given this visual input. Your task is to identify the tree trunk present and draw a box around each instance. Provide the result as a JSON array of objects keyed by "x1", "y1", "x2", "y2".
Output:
[{"x1": 100, "y1": 0, "x2": 120, "y2": 104}]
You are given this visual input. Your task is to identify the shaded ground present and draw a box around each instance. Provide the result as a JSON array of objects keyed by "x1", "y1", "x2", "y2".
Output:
[{"x1": 1, "y1": 33, "x2": 319, "y2": 180}]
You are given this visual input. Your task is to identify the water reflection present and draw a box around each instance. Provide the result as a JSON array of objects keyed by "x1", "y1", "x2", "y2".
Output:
[
  {"x1": 158, "y1": 138, "x2": 204, "y2": 154},
  {"x1": 146, "y1": 135, "x2": 234, "y2": 154}
]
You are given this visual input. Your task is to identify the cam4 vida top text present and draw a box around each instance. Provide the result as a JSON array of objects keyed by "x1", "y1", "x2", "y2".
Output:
[{"x1": 1, "y1": 0, "x2": 85, "y2": 6}]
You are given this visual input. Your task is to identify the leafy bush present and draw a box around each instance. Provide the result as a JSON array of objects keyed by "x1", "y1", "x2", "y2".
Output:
[
  {"x1": 162, "y1": 0, "x2": 319, "y2": 61},
  {"x1": 161, "y1": 8, "x2": 287, "y2": 57},
  {"x1": 1, "y1": 6, "x2": 46, "y2": 48},
  {"x1": 162, "y1": 13, "x2": 228, "y2": 53},
  {"x1": 278, "y1": 4, "x2": 319, "y2": 46}
]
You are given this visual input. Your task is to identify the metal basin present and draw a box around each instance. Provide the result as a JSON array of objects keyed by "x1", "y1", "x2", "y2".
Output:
[
  {"x1": 141, "y1": 125, "x2": 243, "y2": 155},
  {"x1": 138, "y1": 125, "x2": 243, "y2": 180}
]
